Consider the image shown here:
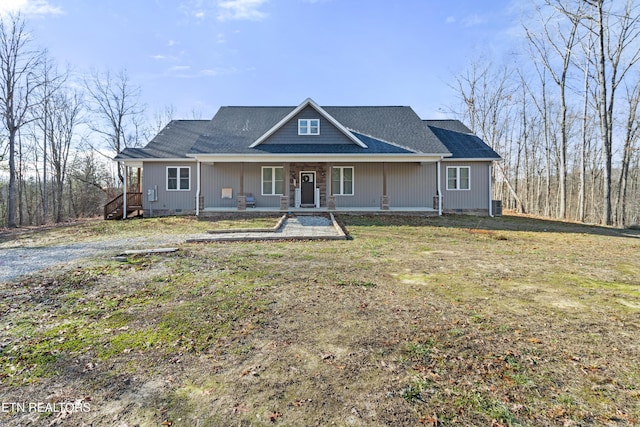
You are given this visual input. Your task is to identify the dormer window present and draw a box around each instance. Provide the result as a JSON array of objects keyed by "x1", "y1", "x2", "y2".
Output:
[{"x1": 298, "y1": 119, "x2": 320, "y2": 135}]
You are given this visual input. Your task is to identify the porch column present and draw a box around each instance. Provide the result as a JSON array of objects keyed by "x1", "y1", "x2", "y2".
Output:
[
  {"x1": 122, "y1": 163, "x2": 128, "y2": 220},
  {"x1": 381, "y1": 162, "x2": 389, "y2": 210},
  {"x1": 136, "y1": 168, "x2": 141, "y2": 192},
  {"x1": 238, "y1": 162, "x2": 246, "y2": 210},
  {"x1": 195, "y1": 160, "x2": 201, "y2": 216},
  {"x1": 437, "y1": 160, "x2": 443, "y2": 216},
  {"x1": 326, "y1": 162, "x2": 336, "y2": 210},
  {"x1": 281, "y1": 162, "x2": 290, "y2": 211}
]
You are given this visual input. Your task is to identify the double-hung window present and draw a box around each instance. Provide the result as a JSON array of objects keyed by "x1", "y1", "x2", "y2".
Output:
[
  {"x1": 262, "y1": 166, "x2": 284, "y2": 195},
  {"x1": 332, "y1": 166, "x2": 354, "y2": 196},
  {"x1": 167, "y1": 166, "x2": 190, "y2": 191},
  {"x1": 447, "y1": 166, "x2": 470, "y2": 190},
  {"x1": 298, "y1": 119, "x2": 320, "y2": 135}
]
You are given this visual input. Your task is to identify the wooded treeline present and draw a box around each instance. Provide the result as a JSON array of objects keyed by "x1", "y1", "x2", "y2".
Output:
[
  {"x1": 452, "y1": 0, "x2": 640, "y2": 227},
  {"x1": 0, "y1": 14, "x2": 160, "y2": 228},
  {"x1": 2, "y1": 1, "x2": 639, "y2": 228}
]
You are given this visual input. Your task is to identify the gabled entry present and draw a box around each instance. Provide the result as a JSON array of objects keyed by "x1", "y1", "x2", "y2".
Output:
[{"x1": 249, "y1": 98, "x2": 368, "y2": 148}]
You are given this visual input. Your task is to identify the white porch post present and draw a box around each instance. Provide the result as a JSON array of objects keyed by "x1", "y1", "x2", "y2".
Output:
[
  {"x1": 436, "y1": 160, "x2": 442, "y2": 216},
  {"x1": 196, "y1": 160, "x2": 201, "y2": 216},
  {"x1": 122, "y1": 163, "x2": 128, "y2": 220}
]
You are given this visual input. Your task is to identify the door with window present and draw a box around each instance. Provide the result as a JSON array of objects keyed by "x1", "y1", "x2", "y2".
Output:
[{"x1": 300, "y1": 172, "x2": 315, "y2": 206}]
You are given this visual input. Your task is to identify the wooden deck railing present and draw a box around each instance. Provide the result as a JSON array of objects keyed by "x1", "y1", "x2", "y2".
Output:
[{"x1": 104, "y1": 192, "x2": 143, "y2": 220}]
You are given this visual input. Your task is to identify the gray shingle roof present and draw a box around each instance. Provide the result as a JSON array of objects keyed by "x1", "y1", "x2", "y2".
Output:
[
  {"x1": 425, "y1": 120, "x2": 501, "y2": 160},
  {"x1": 115, "y1": 120, "x2": 211, "y2": 160},
  {"x1": 189, "y1": 105, "x2": 450, "y2": 155},
  {"x1": 114, "y1": 104, "x2": 498, "y2": 161}
]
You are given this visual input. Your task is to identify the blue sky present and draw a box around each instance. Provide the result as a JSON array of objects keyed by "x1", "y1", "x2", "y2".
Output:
[{"x1": 2, "y1": 0, "x2": 525, "y2": 120}]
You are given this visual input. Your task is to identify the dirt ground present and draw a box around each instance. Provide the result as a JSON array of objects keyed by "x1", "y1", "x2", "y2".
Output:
[{"x1": 1, "y1": 214, "x2": 639, "y2": 426}]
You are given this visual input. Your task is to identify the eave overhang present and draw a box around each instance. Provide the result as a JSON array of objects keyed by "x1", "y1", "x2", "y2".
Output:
[{"x1": 187, "y1": 153, "x2": 450, "y2": 163}]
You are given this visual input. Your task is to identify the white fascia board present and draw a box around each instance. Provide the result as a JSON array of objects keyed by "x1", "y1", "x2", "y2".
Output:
[
  {"x1": 248, "y1": 98, "x2": 368, "y2": 149},
  {"x1": 441, "y1": 158, "x2": 500, "y2": 162},
  {"x1": 128, "y1": 158, "x2": 196, "y2": 163},
  {"x1": 189, "y1": 153, "x2": 444, "y2": 163},
  {"x1": 119, "y1": 160, "x2": 144, "y2": 168}
]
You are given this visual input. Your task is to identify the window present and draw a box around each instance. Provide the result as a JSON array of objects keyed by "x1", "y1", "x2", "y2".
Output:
[
  {"x1": 298, "y1": 119, "x2": 320, "y2": 135},
  {"x1": 332, "y1": 166, "x2": 354, "y2": 195},
  {"x1": 262, "y1": 166, "x2": 284, "y2": 195},
  {"x1": 167, "y1": 166, "x2": 190, "y2": 191},
  {"x1": 447, "y1": 166, "x2": 470, "y2": 190}
]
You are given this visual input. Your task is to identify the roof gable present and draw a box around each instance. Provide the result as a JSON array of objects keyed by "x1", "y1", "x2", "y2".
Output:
[{"x1": 248, "y1": 98, "x2": 367, "y2": 148}]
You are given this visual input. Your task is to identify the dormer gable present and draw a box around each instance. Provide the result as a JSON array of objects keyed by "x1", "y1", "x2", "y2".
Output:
[{"x1": 249, "y1": 98, "x2": 368, "y2": 148}]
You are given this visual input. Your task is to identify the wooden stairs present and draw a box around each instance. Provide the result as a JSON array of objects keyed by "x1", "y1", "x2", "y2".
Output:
[{"x1": 104, "y1": 192, "x2": 143, "y2": 220}]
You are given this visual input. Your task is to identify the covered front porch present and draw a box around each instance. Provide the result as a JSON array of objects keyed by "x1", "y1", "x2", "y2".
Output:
[{"x1": 194, "y1": 159, "x2": 445, "y2": 216}]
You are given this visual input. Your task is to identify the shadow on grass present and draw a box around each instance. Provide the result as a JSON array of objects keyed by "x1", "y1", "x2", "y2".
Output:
[{"x1": 339, "y1": 212, "x2": 640, "y2": 239}]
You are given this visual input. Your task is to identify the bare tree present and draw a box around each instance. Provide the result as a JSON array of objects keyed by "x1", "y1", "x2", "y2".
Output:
[
  {"x1": 525, "y1": 0, "x2": 583, "y2": 218},
  {"x1": 583, "y1": 0, "x2": 640, "y2": 225},
  {"x1": 0, "y1": 14, "x2": 43, "y2": 227},
  {"x1": 32, "y1": 53, "x2": 67, "y2": 223},
  {"x1": 48, "y1": 90, "x2": 82, "y2": 222},
  {"x1": 616, "y1": 78, "x2": 640, "y2": 227},
  {"x1": 84, "y1": 68, "x2": 145, "y2": 185}
]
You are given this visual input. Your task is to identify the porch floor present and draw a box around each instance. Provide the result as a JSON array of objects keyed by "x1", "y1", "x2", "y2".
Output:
[{"x1": 200, "y1": 207, "x2": 438, "y2": 214}]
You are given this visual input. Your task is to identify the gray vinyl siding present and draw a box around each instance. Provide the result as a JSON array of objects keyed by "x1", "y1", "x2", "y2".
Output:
[
  {"x1": 332, "y1": 163, "x2": 381, "y2": 207},
  {"x1": 142, "y1": 162, "x2": 197, "y2": 214},
  {"x1": 387, "y1": 163, "x2": 437, "y2": 207},
  {"x1": 201, "y1": 163, "x2": 280, "y2": 208},
  {"x1": 262, "y1": 106, "x2": 353, "y2": 145},
  {"x1": 331, "y1": 162, "x2": 436, "y2": 208},
  {"x1": 441, "y1": 161, "x2": 491, "y2": 211}
]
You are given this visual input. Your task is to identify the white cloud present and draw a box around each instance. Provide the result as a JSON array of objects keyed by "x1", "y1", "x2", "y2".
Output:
[
  {"x1": 169, "y1": 65, "x2": 191, "y2": 72},
  {"x1": 445, "y1": 16, "x2": 456, "y2": 24},
  {"x1": 217, "y1": 0, "x2": 267, "y2": 22},
  {"x1": 461, "y1": 14, "x2": 488, "y2": 27},
  {"x1": 0, "y1": 0, "x2": 63, "y2": 17}
]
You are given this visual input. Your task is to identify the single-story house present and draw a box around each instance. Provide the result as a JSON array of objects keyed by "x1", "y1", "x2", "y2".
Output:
[{"x1": 109, "y1": 98, "x2": 501, "y2": 219}]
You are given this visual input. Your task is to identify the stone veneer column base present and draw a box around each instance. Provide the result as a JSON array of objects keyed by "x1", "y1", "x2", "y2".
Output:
[
  {"x1": 381, "y1": 195, "x2": 390, "y2": 210},
  {"x1": 328, "y1": 195, "x2": 336, "y2": 210},
  {"x1": 237, "y1": 195, "x2": 246, "y2": 211},
  {"x1": 280, "y1": 196, "x2": 289, "y2": 211}
]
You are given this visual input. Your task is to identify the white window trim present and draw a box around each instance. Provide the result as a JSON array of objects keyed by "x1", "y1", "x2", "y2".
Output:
[
  {"x1": 446, "y1": 166, "x2": 471, "y2": 191},
  {"x1": 261, "y1": 166, "x2": 284, "y2": 196},
  {"x1": 166, "y1": 166, "x2": 191, "y2": 191},
  {"x1": 298, "y1": 118, "x2": 320, "y2": 135},
  {"x1": 332, "y1": 166, "x2": 354, "y2": 196}
]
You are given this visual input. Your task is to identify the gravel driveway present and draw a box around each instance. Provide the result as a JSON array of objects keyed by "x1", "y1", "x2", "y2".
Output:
[
  {"x1": 0, "y1": 215, "x2": 345, "y2": 284},
  {"x1": 0, "y1": 235, "x2": 191, "y2": 284}
]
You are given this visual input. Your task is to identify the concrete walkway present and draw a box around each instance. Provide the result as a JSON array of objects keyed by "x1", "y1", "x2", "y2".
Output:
[{"x1": 187, "y1": 214, "x2": 347, "y2": 242}]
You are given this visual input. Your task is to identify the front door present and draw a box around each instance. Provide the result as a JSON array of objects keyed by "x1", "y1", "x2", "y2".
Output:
[{"x1": 300, "y1": 172, "x2": 315, "y2": 206}]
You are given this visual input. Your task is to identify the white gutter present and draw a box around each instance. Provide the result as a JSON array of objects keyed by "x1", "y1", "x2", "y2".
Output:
[
  {"x1": 122, "y1": 163, "x2": 127, "y2": 220},
  {"x1": 196, "y1": 160, "x2": 201, "y2": 216},
  {"x1": 436, "y1": 160, "x2": 442, "y2": 216},
  {"x1": 488, "y1": 163, "x2": 494, "y2": 217}
]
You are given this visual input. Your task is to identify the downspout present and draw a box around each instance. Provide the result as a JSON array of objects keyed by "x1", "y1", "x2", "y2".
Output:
[
  {"x1": 488, "y1": 163, "x2": 494, "y2": 217},
  {"x1": 196, "y1": 160, "x2": 201, "y2": 216},
  {"x1": 122, "y1": 163, "x2": 128, "y2": 220},
  {"x1": 436, "y1": 160, "x2": 442, "y2": 216}
]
